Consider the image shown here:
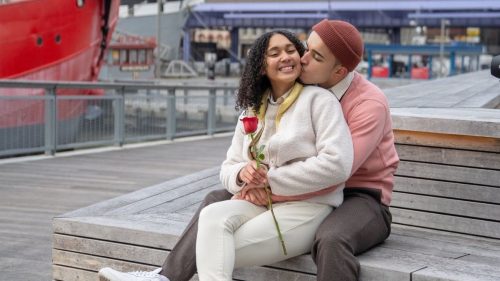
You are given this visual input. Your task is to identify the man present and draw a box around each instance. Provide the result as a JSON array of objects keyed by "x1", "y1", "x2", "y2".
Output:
[{"x1": 99, "y1": 19, "x2": 399, "y2": 281}]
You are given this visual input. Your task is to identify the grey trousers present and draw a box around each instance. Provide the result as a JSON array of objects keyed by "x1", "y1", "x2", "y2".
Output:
[{"x1": 162, "y1": 188, "x2": 391, "y2": 281}]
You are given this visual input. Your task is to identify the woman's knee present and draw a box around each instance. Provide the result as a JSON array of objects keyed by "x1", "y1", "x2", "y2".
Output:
[
  {"x1": 199, "y1": 202, "x2": 246, "y2": 234},
  {"x1": 199, "y1": 202, "x2": 222, "y2": 224}
]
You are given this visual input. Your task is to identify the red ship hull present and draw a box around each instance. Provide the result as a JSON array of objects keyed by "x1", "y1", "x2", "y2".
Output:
[{"x1": 0, "y1": 0, "x2": 119, "y2": 150}]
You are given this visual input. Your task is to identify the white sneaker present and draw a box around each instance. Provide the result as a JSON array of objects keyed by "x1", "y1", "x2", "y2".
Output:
[{"x1": 98, "y1": 267, "x2": 169, "y2": 281}]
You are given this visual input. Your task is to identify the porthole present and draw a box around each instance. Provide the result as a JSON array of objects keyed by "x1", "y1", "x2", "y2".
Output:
[
  {"x1": 55, "y1": 34, "x2": 61, "y2": 44},
  {"x1": 76, "y1": 0, "x2": 85, "y2": 8},
  {"x1": 36, "y1": 36, "x2": 43, "y2": 46}
]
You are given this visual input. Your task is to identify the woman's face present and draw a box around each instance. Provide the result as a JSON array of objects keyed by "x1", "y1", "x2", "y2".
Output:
[{"x1": 263, "y1": 34, "x2": 302, "y2": 86}]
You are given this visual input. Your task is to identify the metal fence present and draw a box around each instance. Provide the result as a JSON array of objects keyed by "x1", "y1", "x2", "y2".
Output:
[{"x1": 0, "y1": 80, "x2": 239, "y2": 157}]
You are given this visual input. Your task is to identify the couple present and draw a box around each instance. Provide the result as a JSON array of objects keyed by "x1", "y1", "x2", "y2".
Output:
[{"x1": 99, "y1": 19, "x2": 399, "y2": 281}]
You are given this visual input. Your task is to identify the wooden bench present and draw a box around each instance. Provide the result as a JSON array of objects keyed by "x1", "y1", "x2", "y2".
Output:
[{"x1": 52, "y1": 108, "x2": 500, "y2": 281}]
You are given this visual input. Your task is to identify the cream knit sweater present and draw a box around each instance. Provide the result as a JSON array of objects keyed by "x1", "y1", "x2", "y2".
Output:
[{"x1": 220, "y1": 85, "x2": 353, "y2": 207}]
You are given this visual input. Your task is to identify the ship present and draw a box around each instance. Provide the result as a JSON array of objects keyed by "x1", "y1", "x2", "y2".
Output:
[{"x1": 0, "y1": 0, "x2": 120, "y2": 151}]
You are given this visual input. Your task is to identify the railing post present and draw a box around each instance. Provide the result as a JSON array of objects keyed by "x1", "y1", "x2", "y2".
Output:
[
  {"x1": 183, "y1": 83, "x2": 188, "y2": 105},
  {"x1": 114, "y1": 87, "x2": 125, "y2": 146},
  {"x1": 207, "y1": 88, "x2": 216, "y2": 135},
  {"x1": 223, "y1": 83, "x2": 229, "y2": 106},
  {"x1": 44, "y1": 87, "x2": 57, "y2": 155},
  {"x1": 166, "y1": 88, "x2": 176, "y2": 140}
]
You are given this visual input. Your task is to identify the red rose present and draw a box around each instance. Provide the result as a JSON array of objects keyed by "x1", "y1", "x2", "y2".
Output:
[{"x1": 240, "y1": 116, "x2": 258, "y2": 134}]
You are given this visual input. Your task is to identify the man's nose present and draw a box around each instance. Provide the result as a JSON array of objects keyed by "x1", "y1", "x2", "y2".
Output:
[{"x1": 300, "y1": 52, "x2": 309, "y2": 64}]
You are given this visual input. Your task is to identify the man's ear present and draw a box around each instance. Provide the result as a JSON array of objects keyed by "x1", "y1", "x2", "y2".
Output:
[{"x1": 336, "y1": 65, "x2": 348, "y2": 76}]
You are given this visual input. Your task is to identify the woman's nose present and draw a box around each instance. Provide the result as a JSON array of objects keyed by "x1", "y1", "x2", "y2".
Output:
[{"x1": 280, "y1": 53, "x2": 291, "y2": 62}]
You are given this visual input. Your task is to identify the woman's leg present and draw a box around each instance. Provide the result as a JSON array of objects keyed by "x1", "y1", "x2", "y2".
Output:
[
  {"x1": 163, "y1": 189, "x2": 232, "y2": 281},
  {"x1": 234, "y1": 201, "x2": 332, "y2": 268},
  {"x1": 196, "y1": 200, "x2": 267, "y2": 281}
]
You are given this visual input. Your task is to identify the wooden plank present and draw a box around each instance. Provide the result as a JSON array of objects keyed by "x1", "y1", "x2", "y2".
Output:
[
  {"x1": 359, "y1": 244, "x2": 500, "y2": 281},
  {"x1": 385, "y1": 70, "x2": 498, "y2": 108},
  {"x1": 454, "y1": 85, "x2": 500, "y2": 108},
  {"x1": 395, "y1": 144, "x2": 500, "y2": 169},
  {"x1": 380, "y1": 235, "x2": 466, "y2": 259},
  {"x1": 53, "y1": 234, "x2": 168, "y2": 265},
  {"x1": 412, "y1": 266, "x2": 500, "y2": 281},
  {"x1": 394, "y1": 177, "x2": 500, "y2": 204},
  {"x1": 0, "y1": 256, "x2": 49, "y2": 281},
  {"x1": 391, "y1": 108, "x2": 500, "y2": 138},
  {"x1": 359, "y1": 265, "x2": 414, "y2": 281},
  {"x1": 391, "y1": 193, "x2": 500, "y2": 221},
  {"x1": 391, "y1": 208, "x2": 500, "y2": 239},
  {"x1": 104, "y1": 175, "x2": 220, "y2": 216},
  {"x1": 53, "y1": 265, "x2": 96, "y2": 281},
  {"x1": 52, "y1": 249, "x2": 159, "y2": 272},
  {"x1": 147, "y1": 183, "x2": 222, "y2": 215},
  {"x1": 233, "y1": 266, "x2": 316, "y2": 281},
  {"x1": 52, "y1": 251, "x2": 199, "y2": 281},
  {"x1": 394, "y1": 130, "x2": 500, "y2": 152},
  {"x1": 457, "y1": 254, "x2": 500, "y2": 268},
  {"x1": 53, "y1": 214, "x2": 188, "y2": 249},
  {"x1": 390, "y1": 226, "x2": 500, "y2": 259},
  {"x1": 396, "y1": 161, "x2": 500, "y2": 187}
]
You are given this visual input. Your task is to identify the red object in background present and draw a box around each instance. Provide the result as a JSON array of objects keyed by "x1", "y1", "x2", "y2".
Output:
[
  {"x1": 0, "y1": 0, "x2": 119, "y2": 128},
  {"x1": 108, "y1": 33, "x2": 157, "y2": 68},
  {"x1": 411, "y1": 67, "x2": 430, "y2": 79},
  {"x1": 372, "y1": 66, "x2": 389, "y2": 78}
]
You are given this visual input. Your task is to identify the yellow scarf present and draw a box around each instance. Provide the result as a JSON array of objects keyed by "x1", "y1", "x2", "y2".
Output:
[{"x1": 248, "y1": 82, "x2": 304, "y2": 150}]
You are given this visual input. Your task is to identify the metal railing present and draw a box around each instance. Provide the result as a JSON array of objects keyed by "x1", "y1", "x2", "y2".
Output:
[{"x1": 0, "y1": 80, "x2": 239, "y2": 157}]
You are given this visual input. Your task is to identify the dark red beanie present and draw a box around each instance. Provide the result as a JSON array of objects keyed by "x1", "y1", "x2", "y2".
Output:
[{"x1": 312, "y1": 19, "x2": 364, "y2": 72}]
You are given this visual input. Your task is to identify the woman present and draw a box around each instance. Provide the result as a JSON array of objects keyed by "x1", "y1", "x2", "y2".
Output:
[{"x1": 196, "y1": 30, "x2": 354, "y2": 281}]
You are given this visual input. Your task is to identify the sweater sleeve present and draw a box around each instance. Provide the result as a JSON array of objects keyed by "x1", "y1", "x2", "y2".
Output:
[
  {"x1": 348, "y1": 99, "x2": 387, "y2": 175},
  {"x1": 219, "y1": 116, "x2": 248, "y2": 194},
  {"x1": 267, "y1": 92, "x2": 353, "y2": 196}
]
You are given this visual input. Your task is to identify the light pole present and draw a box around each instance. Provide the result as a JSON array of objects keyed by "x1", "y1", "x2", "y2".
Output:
[
  {"x1": 156, "y1": 0, "x2": 163, "y2": 78},
  {"x1": 439, "y1": 19, "x2": 450, "y2": 77}
]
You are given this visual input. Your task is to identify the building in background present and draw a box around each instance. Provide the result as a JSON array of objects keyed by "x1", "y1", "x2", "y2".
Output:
[{"x1": 110, "y1": 0, "x2": 500, "y2": 79}]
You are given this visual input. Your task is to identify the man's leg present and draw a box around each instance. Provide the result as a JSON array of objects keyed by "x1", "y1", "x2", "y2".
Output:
[
  {"x1": 162, "y1": 189, "x2": 232, "y2": 281},
  {"x1": 311, "y1": 190, "x2": 392, "y2": 281}
]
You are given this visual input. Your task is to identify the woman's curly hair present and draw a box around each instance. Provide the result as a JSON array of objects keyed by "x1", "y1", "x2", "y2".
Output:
[{"x1": 236, "y1": 30, "x2": 305, "y2": 113}]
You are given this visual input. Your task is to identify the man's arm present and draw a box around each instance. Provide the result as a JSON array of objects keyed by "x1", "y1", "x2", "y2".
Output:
[{"x1": 347, "y1": 99, "x2": 388, "y2": 175}]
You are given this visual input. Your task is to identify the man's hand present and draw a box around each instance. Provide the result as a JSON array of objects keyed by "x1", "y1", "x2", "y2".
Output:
[
  {"x1": 242, "y1": 188, "x2": 269, "y2": 206},
  {"x1": 238, "y1": 160, "x2": 268, "y2": 187}
]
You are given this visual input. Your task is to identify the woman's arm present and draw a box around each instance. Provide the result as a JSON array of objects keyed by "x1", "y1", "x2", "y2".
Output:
[{"x1": 220, "y1": 118, "x2": 248, "y2": 194}]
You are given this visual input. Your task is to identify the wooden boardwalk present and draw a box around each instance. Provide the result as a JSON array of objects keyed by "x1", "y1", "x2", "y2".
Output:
[{"x1": 0, "y1": 135, "x2": 231, "y2": 281}]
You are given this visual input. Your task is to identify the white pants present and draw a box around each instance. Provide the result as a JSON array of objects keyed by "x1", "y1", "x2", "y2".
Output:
[{"x1": 195, "y1": 199, "x2": 332, "y2": 281}]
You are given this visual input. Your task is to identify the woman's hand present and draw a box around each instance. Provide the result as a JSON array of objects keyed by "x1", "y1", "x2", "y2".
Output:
[{"x1": 237, "y1": 160, "x2": 268, "y2": 187}]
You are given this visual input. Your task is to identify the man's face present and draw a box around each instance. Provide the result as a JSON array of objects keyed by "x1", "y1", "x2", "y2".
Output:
[{"x1": 300, "y1": 31, "x2": 342, "y2": 88}]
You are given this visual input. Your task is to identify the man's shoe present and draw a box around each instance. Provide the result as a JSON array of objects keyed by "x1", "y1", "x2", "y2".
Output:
[{"x1": 98, "y1": 267, "x2": 169, "y2": 281}]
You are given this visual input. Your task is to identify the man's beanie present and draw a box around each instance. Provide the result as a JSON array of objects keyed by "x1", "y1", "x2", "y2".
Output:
[{"x1": 312, "y1": 19, "x2": 364, "y2": 72}]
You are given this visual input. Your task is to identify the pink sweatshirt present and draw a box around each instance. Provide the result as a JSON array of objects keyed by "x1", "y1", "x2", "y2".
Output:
[
  {"x1": 341, "y1": 73, "x2": 399, "y2": 206},
  {"x1": 271, "y1": 73, "x2": 399, "y2": 206}
]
